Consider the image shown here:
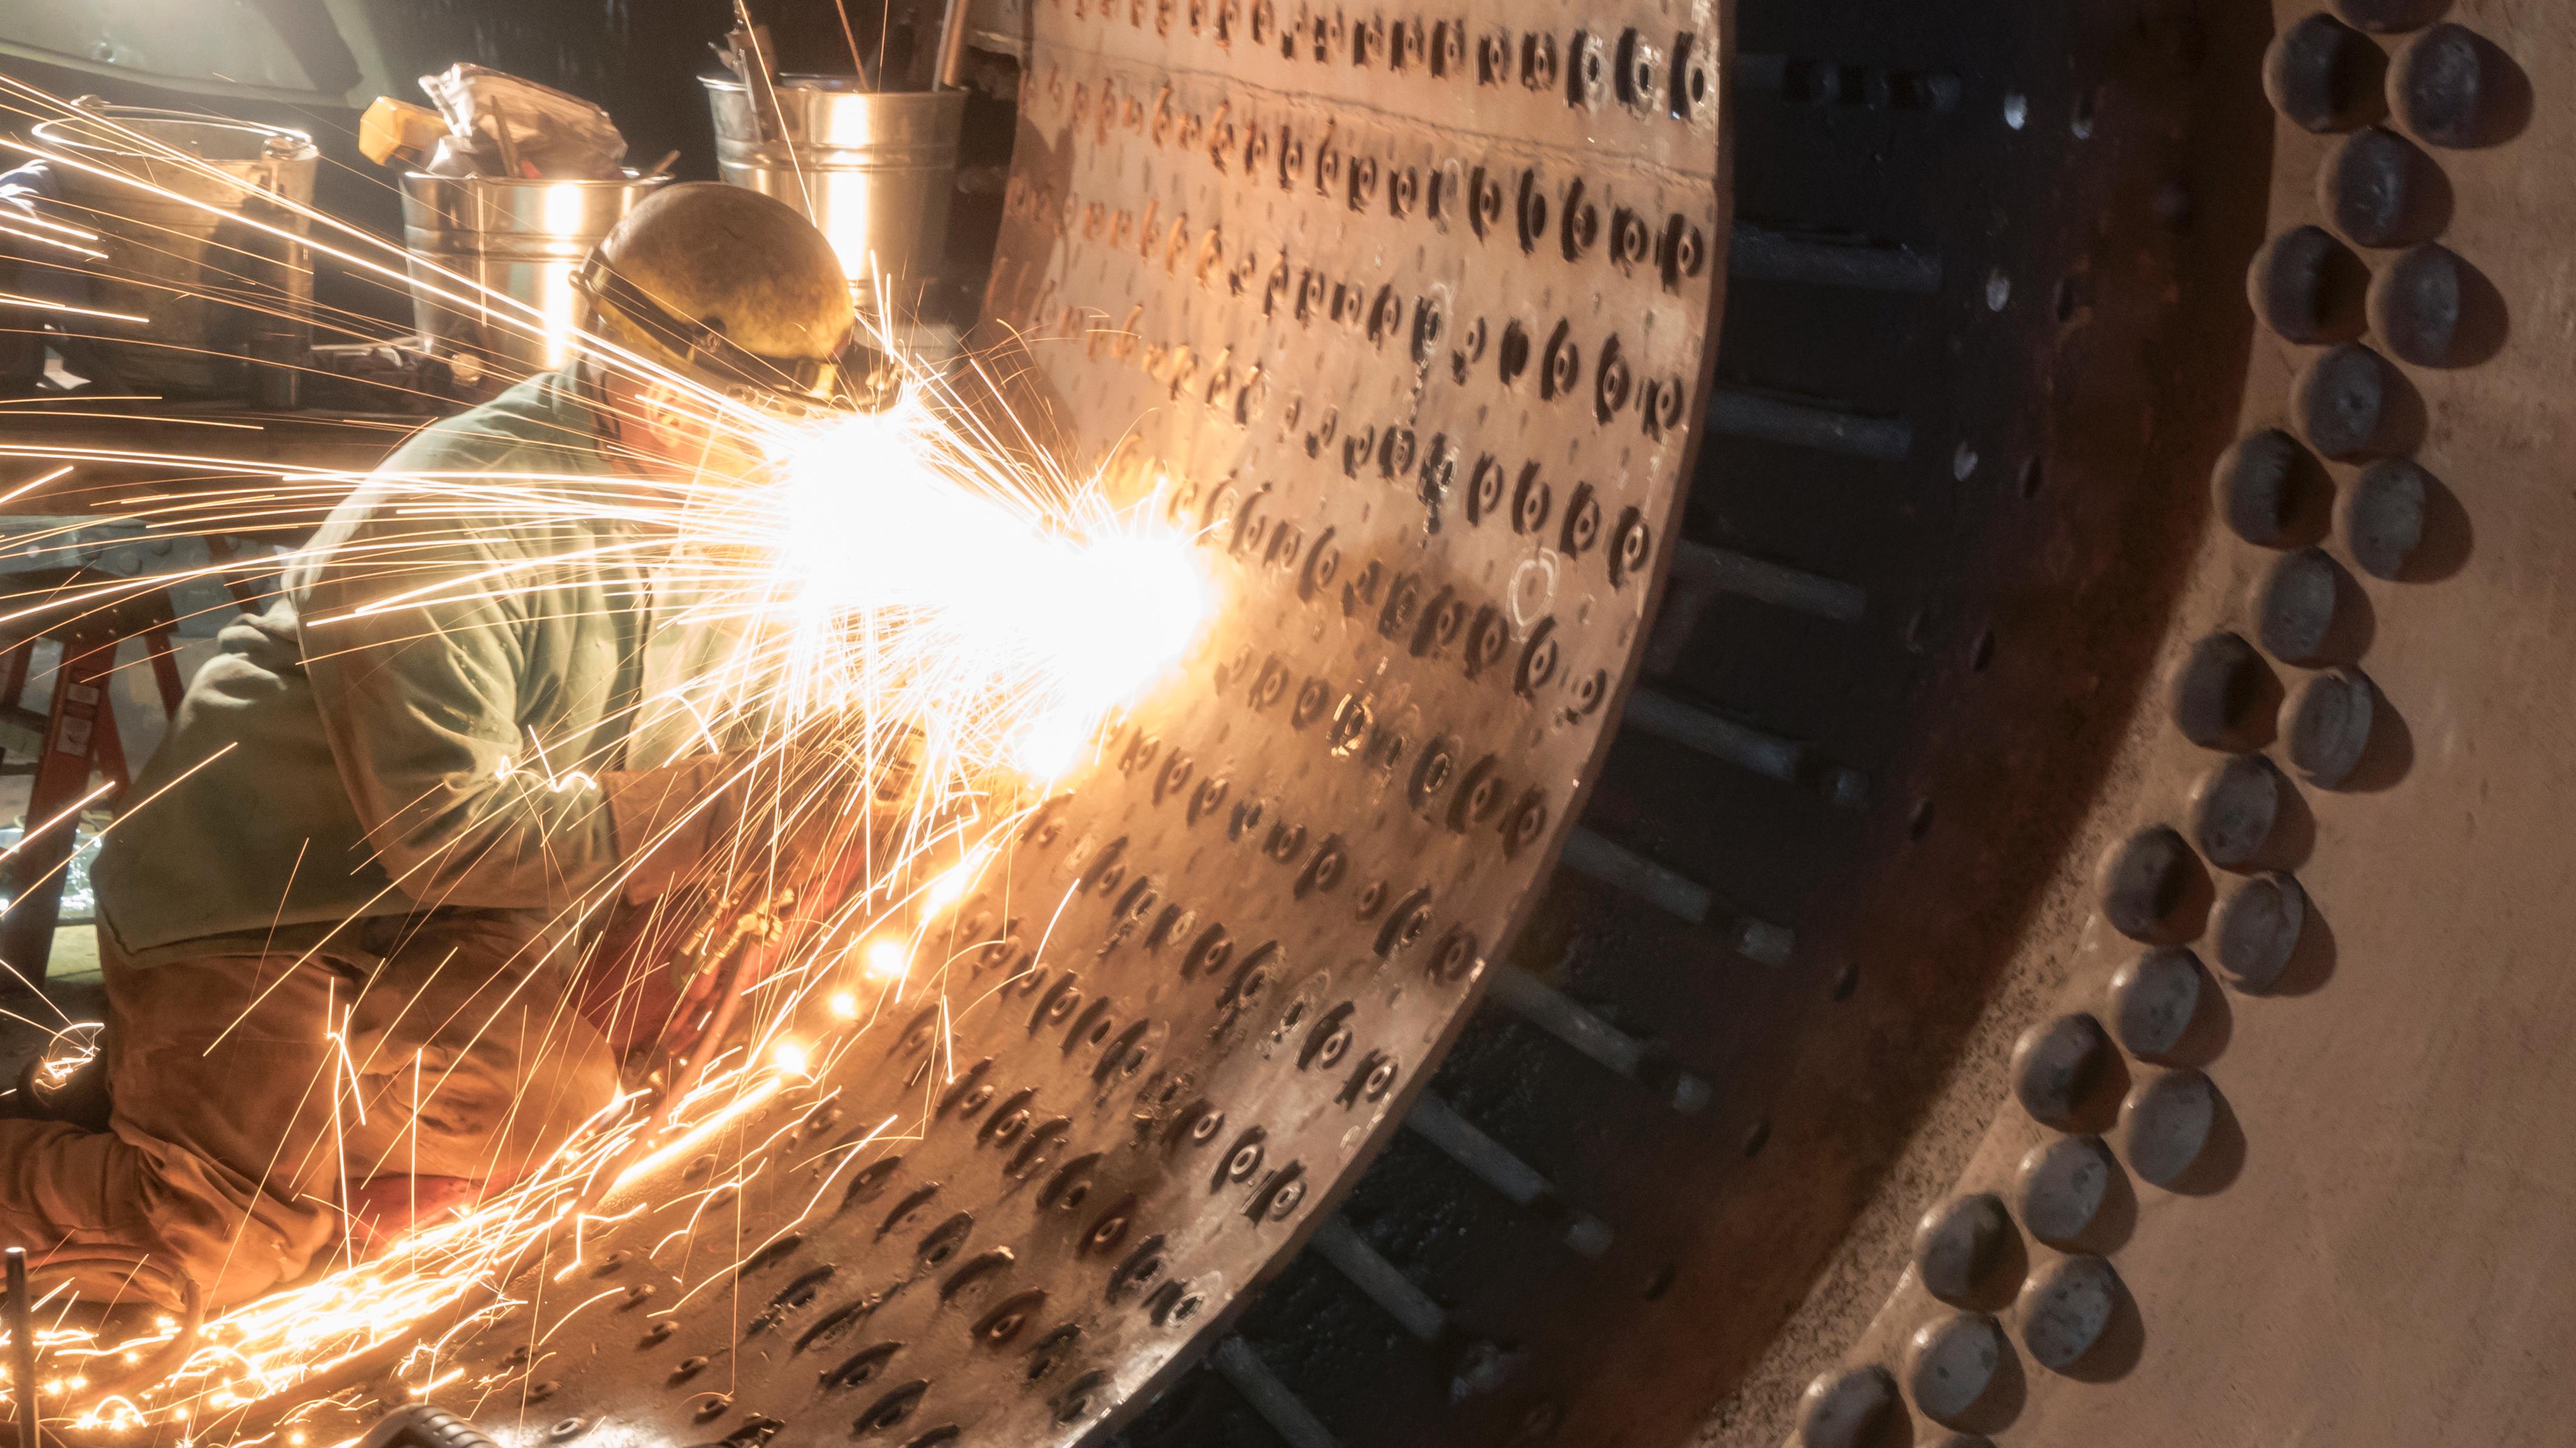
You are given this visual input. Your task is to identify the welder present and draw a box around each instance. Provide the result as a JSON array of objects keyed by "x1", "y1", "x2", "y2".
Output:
[{"x1": 0, "y1": 183, "x2": 862, "y2": 1313}]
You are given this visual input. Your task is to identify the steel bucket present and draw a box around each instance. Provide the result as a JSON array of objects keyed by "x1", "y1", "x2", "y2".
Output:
[
  {"x1": 702, "y1": 77, "x2": 964, "y2": 316},
  {"x1": 399, "y1": 172, "x2": 670, "y2": 378},
  {"x1": 26, "y1": 106, "x2": 318, "y2": 399}
]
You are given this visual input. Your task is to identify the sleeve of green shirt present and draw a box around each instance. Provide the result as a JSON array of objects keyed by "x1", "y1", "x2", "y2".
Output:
[{"x1": 293, "y1": 490, "x2": 625, "y2": 912}]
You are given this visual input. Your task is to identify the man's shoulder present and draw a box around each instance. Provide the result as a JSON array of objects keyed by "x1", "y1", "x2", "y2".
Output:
[
  {"x1": 313, "y1": 372, "x2": 619, "y2": 566},
  {"x1": 380, "y1": 371, "x2": 606, "y2": 477}
]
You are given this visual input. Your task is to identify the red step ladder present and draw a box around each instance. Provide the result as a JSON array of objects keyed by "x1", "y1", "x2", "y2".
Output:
[{"x1": 0, "y1": 568, "x2": 189, "y2": 988}]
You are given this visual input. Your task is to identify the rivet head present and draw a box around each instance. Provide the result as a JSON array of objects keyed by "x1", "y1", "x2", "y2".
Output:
[
  {"x1": 2290, "y1": 343, "x2": 2403, "y2": 460},
  {"x1": 2167, "y1": 631, "x2": 2278, "y2": 752},
  {"x1": 2253, "y1": 546, "x2": 2359, "y2": 666},
  {"x1": 2105, "y1": 948, "x2": 2211, "y2": 1065},
  {"x1": 2388, "y1": 23, "x2": 2522, "y2": 148},
  {"x1": 2341, "y1": 459, "x2": 2431, "y2": 580},
  {"x1": 2263, "y1": 12, "x2": 2385, "y2": 133},
  {"x1": 2366, "y1": 244, "x2": 2487, "y2": 368},
  {"x1": 1911, "y1": 1192, "x2": 2016, "y2": 1308},
  {"x1": 2246, "y1": 225, "x2": 2368, "y2": 345},
  {"x1": 2009, "y1": 1014, "x2": 2118, "y2": 1131},
  {"x1": 2317, "y1": 128, "x2": 2447, "y2": 248},
  {"x1": 2212, "y1": 871, "x2": 2309, "y2": 992},
  {"x1": 1795, "y1": 1364, "x2": 1898, "y2": 1448},
  {"x1": 2211, "y1": 428, "x2": 2331, "y2": 549},
  {"x1": 1902, "y1": 1312, "x2": 2011, "y2": 1427},
  {"x1": 2281, "y1": 666, "x2": 2377, "y2": 787},
  {"x1": 2018, "y1": 1254, "x2": 2124, "y2": 1373},
  {"x1": 2120, "y1": 1068, "x2": 2220, "y2": 1187},
  {"x1": 2015, "y1": 1134, "x2": 2122, "y2": 1249},
  {"x1": 2095, "y1": 825, "x2": 2205, "y2": 943},
  {"x1": 2185, "y1": 753, "x2": 2286, "y2": 871}
]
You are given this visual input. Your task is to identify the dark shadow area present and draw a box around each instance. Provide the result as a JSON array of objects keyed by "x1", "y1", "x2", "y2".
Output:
[
  {"x1": 2340, "y1": 681, "x2": 2417, "y2": 793},
  {"x1": 2066, "y1": 1050, "x2": 2133, "y2": 1138},
  {"x1": 2362, "y1": 357, "x2": 2431, "y2": 461},
  {"x1": 2057, "y1": 1272, "x2": 2146, "y2": 1384},
  {"x1": 2060, "y1": 1149, "x2": 2138, "y2": 1257},
  {"x1": 1945, "y1": 1338, "x2": 2028, "y2": 1436},
  {"x1": 2287, "y1": 548, "x2": 2380, "y2": 669},
  {"x1": 2117, "y1": 836, "x2": 2215, "y2": 948},
  {"x1": 2437, "y1": 249, "x2": 2510, "y2": 366},
  {"x1": 2267, "y1": 897, "x2": 2339, "y2": 999},
  {"x1": 2396, "y1": 465, "x2": 2475, "y2": 582},
  {"x1": 2250, "y1": 771, "x2": 2315, "y2": 873},
  {"x1": 2167, "y1": 630, "x2": 2284, "y2": 752},
  {"x1": 1967, "y1": 1229, "x2": 2032, "y2": 1315},
  {"x1": 2164, "y1": 1083, "x2": 2247, "y2": 1197},
  {"x1": 2164, "y1": 959, "x2": 2235, "y2": 1068}
]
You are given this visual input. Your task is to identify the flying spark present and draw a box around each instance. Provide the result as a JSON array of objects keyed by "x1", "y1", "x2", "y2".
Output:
[{"x1": 0, "y1": 76, "x2": 1216, "y2": 1441}]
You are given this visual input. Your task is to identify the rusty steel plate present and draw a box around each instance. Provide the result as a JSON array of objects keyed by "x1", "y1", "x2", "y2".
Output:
[
  {"x1": 417, "y1": 2, "x2": 1730, "y2": 1444},
  {"x1": 1714, "y1": 4, "x2": 2574, "y2": 1447}
]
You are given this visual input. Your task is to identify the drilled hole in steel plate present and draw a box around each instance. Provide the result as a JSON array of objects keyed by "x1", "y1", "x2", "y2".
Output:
[
  {"x1": 823, "y1": 1341, "x2": 903, "y2": 1392},
  {"x1": 854, "y1": 1379, "x2": 929, "y2": 1434}
]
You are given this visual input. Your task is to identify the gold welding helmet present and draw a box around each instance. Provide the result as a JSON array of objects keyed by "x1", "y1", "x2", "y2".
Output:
[{"x1": 573, "y1": 182, "x2": 860, "y2": 411}]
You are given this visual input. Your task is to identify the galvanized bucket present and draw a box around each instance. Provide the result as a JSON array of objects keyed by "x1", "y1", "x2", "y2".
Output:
[
  {"x1": 702, "y1": 77, "x2": 965, "y2": 316},
  {"x1": 399, "y1": 172, "x2": 670, "y2": 378},
  {"x1": 26, "y1": 105, "x2": 318, "y2": 399}
]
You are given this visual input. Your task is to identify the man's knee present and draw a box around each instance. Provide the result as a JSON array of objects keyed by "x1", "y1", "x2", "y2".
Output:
[
  {"x1": 0, "y1": 1118, "x2": 336, "y2": 1312},
  {"x1": 353, "y1": 1025, "x2": 619, "y2": 1187}
]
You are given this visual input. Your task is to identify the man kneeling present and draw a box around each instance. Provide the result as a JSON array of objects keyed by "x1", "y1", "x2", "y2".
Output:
[{"x1": 0, "y1": 183, "x2": 860, "y2": 1311}]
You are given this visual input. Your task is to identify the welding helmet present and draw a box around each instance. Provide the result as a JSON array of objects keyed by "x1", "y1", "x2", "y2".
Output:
[{"x1": 574, "y1": 182, "x2": 863, "y2": 411}]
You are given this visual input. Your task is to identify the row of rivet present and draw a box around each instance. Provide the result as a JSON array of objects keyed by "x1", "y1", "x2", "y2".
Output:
[
  {"x1": 1040, "y1": 0, "x2": 1713, "y2": 128},
  {"x1": 1800, "y1": 6, "x2": 2513, "y2": 1444}
]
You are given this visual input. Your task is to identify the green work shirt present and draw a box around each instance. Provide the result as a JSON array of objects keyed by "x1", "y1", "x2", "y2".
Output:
[{"x1": 94, "y1": 371, "x2": 752, "y2": 957}]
